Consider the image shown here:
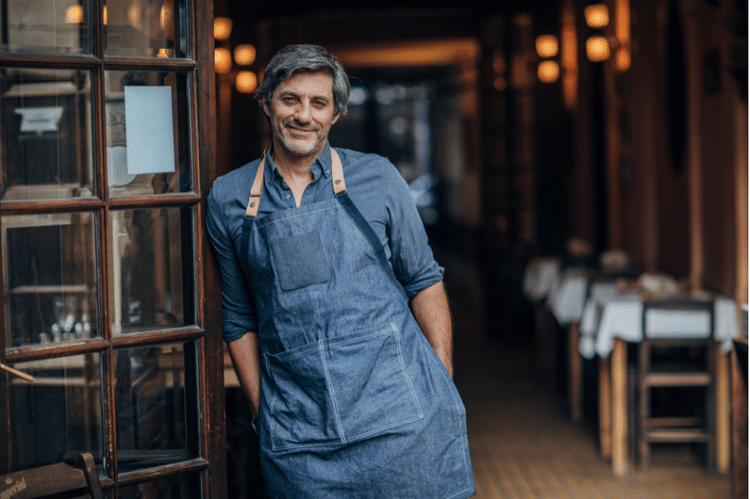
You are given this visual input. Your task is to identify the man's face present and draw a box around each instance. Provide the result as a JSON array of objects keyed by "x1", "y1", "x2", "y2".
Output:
[{"x1": 263, "y1": 71, "x2": 340, "y2": 160}]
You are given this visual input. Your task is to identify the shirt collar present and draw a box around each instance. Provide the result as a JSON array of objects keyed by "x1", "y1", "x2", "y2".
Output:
[{"x1": 264, "y1": 143, "x2": 333, "y2": 187}]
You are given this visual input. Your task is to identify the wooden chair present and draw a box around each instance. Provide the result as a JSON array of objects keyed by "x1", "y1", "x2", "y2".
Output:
[
  {"x1": 637, "y1": 299, "x2": 716, "y2": 472},
  {"x1": 0, "y1": 453, "x2": 103, "y2": 499}
]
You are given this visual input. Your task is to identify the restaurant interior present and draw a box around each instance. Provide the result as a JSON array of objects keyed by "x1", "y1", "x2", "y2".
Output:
[
  {"x1": 213, "y1": 0, "x2": 749, "y2": 497},
  {"x1": 0, "y1": 0, "x2": 745, "y2": 497}
]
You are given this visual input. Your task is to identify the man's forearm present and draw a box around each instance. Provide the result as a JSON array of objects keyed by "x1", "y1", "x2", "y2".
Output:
[
  {"x1": 409, "y1": 280, "x2": 453, "y2": 378},
  {"x1": 227, "y1": 332, "x2": 262, "y2": 419}
]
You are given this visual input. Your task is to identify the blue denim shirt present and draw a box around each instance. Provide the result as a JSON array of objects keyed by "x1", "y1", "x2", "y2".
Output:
[{"x1": 207, "y1": 145, "x2": 443, "y2": 342}]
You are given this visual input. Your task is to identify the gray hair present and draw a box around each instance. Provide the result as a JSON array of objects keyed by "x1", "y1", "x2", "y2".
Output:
[{"x1": 256, "y1": 44, "x2": 351, "y2": 116}]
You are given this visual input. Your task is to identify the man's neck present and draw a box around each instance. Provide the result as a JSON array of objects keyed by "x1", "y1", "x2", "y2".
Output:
[
  {"x1": 270, "y1": 142, "x2": 327, "y2": 207},
  {"x1": 270, "y1": 142, "x2": 325, "y2": 182}
]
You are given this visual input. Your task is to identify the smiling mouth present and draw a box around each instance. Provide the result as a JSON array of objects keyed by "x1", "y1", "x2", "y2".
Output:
[
  {"x1": 288, "y1": 127, "x2": 314, "y2": 134},
  {"x1": 283, "y1": 118, "x2": 319, "y2": 136}
]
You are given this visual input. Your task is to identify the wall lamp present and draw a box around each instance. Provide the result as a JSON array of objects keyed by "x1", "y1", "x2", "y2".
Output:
[
  {"x1": 213, "y1": 17, "x2": 259, "y2": 94},
  {"x1": 536, "y1": 34, "x2": 560, "y2": 83},
  {"x1": 214, "y1": 17, "x2": 233, "y2": 41},
  {"x1": 584, "y1": 1, "x2": 631, "y2": 71},
  {"x1": 584, "y1": 3, "x2": 610, "y2": 62},
  {"x1": 584, "y1": 3, "x2": 609, "y2": 29}
]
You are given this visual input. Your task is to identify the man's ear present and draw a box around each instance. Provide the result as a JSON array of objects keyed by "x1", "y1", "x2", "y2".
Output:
[
  {"x1": 262, "y1": 101, "x2": 271, "y2": 118},
  {"x1": 331, "y1": 113, "x2": 340, "y2": 125}
]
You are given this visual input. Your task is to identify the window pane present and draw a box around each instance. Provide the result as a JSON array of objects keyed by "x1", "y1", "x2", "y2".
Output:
[
  {"x1": 6, "y1": 354, "x2": 103, "y2": 473},
  {"x1": 104, "y1": 0, "x2": 189, "y2": 58},
  {"x1": 1, "y1": 68, "x2": 95, "y2": 201},
  {"x1": 114, "y1": 342, "x2": 199, "y2": 472},
  {"x1": 0, "y1": 0, "x2": 91, "y2": 54},
  {"x1": 114, "y1": 472, "x2": 201, "y2": 498},
  {"x1": 109, "y1": 207, "x2": 194, "y2": 334},
  {"x1": 104, "y1": 71, "x2": 192, "y2": 197},
  {"x1": 2, "y1": 212, "x2": 99, "y2": 348}
]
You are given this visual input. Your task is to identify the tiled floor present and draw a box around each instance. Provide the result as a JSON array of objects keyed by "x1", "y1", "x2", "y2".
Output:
[{"x1": 445, "y1": 258, "x2": 732, "y2": 499}]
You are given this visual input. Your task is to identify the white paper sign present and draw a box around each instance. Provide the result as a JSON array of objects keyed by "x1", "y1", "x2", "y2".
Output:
[
  {"x1": 15, "y1": 107, "x2": 64, "y2": 133},
  {"x1": 124, "y1": 86, "x2": 176, "y2": 175}
]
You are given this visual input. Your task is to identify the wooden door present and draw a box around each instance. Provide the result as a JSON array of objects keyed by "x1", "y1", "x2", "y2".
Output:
[{"x1": 0, "y1": 0, "x2": 225, "y2": 496}]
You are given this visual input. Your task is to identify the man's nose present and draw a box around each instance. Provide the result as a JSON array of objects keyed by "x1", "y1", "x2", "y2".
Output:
[{"x1": 294, "y1": 101, "x2": 312, "y2": 123}]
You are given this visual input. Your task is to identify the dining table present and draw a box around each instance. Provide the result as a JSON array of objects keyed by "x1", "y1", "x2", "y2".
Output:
[
  {"x1": 579, "y1": 292, "x2": 739, "y2": 475},
  {"x1": 522, "y1": 257, "x2": 561, "y2": 304}
]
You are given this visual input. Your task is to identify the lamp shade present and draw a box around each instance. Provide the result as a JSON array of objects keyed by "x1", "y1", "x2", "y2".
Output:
[
  {"x1": 586, "y1": 35, "x2": 610, "y2": 62},
  {"x1": 215, "y1": 47, "x2": 232, "y2": 74},
  {"x1": 214, "y1": 17, "x2": 233, "y2": 41},
  {"x1": 584, "y1": 4, "x2": 609, "y2": 29},
  {"x1": 66, "y1": 5, "x2": 83, "y2": 24},
  {"x1": 236, "y1": 71, "x2": 258, "y2": 93},
  {"x1": 535, "y1": 35, "x2": 559, "y2": 58},
  {"x1": 538, "y1": 61, "x2": 560, "y2": 83},
  {"x1": 235, "y1": 45, "x2": 257, "y2": 66}
]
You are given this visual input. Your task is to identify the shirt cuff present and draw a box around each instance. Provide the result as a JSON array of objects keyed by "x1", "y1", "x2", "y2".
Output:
[
  {"x1": 402, "y1": 265, "x2": 444, "y2": 299},
  {"x1": 222, "y1": 309, "x2": 257, "y2": 343}
]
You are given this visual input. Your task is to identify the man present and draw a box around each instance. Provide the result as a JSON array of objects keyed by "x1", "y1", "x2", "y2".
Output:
[{"x1": 207, "y1": 44, "x2": 475, "y2": 499}]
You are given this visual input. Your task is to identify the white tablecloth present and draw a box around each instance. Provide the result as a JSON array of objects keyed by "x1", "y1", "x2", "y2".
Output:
[
  {"x1": 579, "y1": 289, "x2": 640, "y2": 359},
  {"x1": 522, "y1": 257, "x2": 560, "y2": 303},
  {"x1": 581, "y1": 297, "x2": 739, "y2": 359},
  {"x1": 547, "y1": 270, "x2": 592, "y2": 326}
]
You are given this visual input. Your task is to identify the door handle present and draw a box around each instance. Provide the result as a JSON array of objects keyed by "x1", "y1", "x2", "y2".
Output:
[{"x1": 0, "y1": 363, "x2": 35, "y2": 382}]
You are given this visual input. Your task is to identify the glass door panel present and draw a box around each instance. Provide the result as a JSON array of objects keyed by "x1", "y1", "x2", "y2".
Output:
[
  {"x1": 104, "y1": 70, "x2": 192, "y2": 197},
  {"x1": 0, "y1": 0, "x2": 91, "y2": 54},
  {"x1": 2, "y1": 212, "x2": 98, "y2": 349},
  {"x1": 0, "y1": 0, "x2": 218, "y2": 492},
  {"x1": 109, "y1": 207, "x2": 194, "y2": 335},
  {"x1": 7, "y1": 353, "x2": 103, "y2": 472},
  {"x1": 1, "y1": 67, "x2": 95, "y2": 201},
  {"x1": 104, "y1": 0, "x2": 189, "y2": 58},
  {"x1": 114, "y1": 342, "x2": 199, "y2": 472}
]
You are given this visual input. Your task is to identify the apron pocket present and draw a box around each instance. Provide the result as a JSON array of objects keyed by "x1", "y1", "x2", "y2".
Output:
[
  {"x1": 264, "y1": 341, "x2": 341, "y2": 451},
  {"x1": 264, "y1": 324, "x2": 424, "y2": 451},
  {"x1": 325, "y1": 323, "x2": 424, "y2": 442},
  {"x1": 270, "y1": 231, "x2": 330, "y2": 291}
]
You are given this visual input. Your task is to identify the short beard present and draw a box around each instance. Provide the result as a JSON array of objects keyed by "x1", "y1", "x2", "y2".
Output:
[{"x1": 273, "y1": 118, "x2": 326, "y2": 158}]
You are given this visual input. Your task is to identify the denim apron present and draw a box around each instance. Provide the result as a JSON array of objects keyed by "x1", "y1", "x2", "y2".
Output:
[{"x1": 241, "y1": 147, "x2": 475, "y2": 499}]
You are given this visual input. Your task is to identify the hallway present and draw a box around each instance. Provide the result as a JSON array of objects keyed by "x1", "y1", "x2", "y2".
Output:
[{"x1": 443, "y1": 253, "x2": 732, "y2": 499}]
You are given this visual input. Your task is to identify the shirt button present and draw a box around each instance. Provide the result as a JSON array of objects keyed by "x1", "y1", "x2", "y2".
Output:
[{"x1": 285, "y1": 194, "x2": 291, "y2": 200}]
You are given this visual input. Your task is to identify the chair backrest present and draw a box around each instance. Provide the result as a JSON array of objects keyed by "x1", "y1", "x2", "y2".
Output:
[
  {"x1": 642, "y1": 298, "x2": 715, "y2": 340},
  {"x1": 0, "y1": 453, "x2": 103, "y2": 499}
]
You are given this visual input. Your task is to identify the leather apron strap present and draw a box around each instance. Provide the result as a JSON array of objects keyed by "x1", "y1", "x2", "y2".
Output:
[{"x1": 244, "y1": 150, "x2": 267, "y2": 219}]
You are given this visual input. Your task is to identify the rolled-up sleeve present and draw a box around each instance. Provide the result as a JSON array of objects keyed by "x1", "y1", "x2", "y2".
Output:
[
  {"x1": 206, "y1": 184, "x2": 258, "y2": 342},
  {"x1": 380, "y1": 165, "x2": 443, "y2": 298}
]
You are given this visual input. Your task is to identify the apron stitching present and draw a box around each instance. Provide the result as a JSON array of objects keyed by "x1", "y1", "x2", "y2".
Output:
[
  {"x1": 392, "y1": 322, "x2": 424, "y2": 418},
  {"x1": 320, "y1": 338, "x2": 346, "y2": 444},
  {"x1": 263, "y1": 353, "x2": 281, "y2": 450},
  {"x1": 253, "y1": 203, "x2": 339, "y2": 228}
]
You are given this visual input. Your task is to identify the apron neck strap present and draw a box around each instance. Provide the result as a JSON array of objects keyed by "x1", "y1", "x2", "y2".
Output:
[
  {"x1": 244, "y1": 146, "x2": 346, "y2": 219},
  {"x1": 244, "y1": 149, "x2": 266, "y2": 218},
  {"x1": 331, "y1": 148, "x2": 346, "y2": 194}
]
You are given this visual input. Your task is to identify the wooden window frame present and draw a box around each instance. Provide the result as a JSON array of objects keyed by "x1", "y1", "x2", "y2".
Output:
[{"x1": 0, "y1": 0, "x2": 224, "y2": 496}]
